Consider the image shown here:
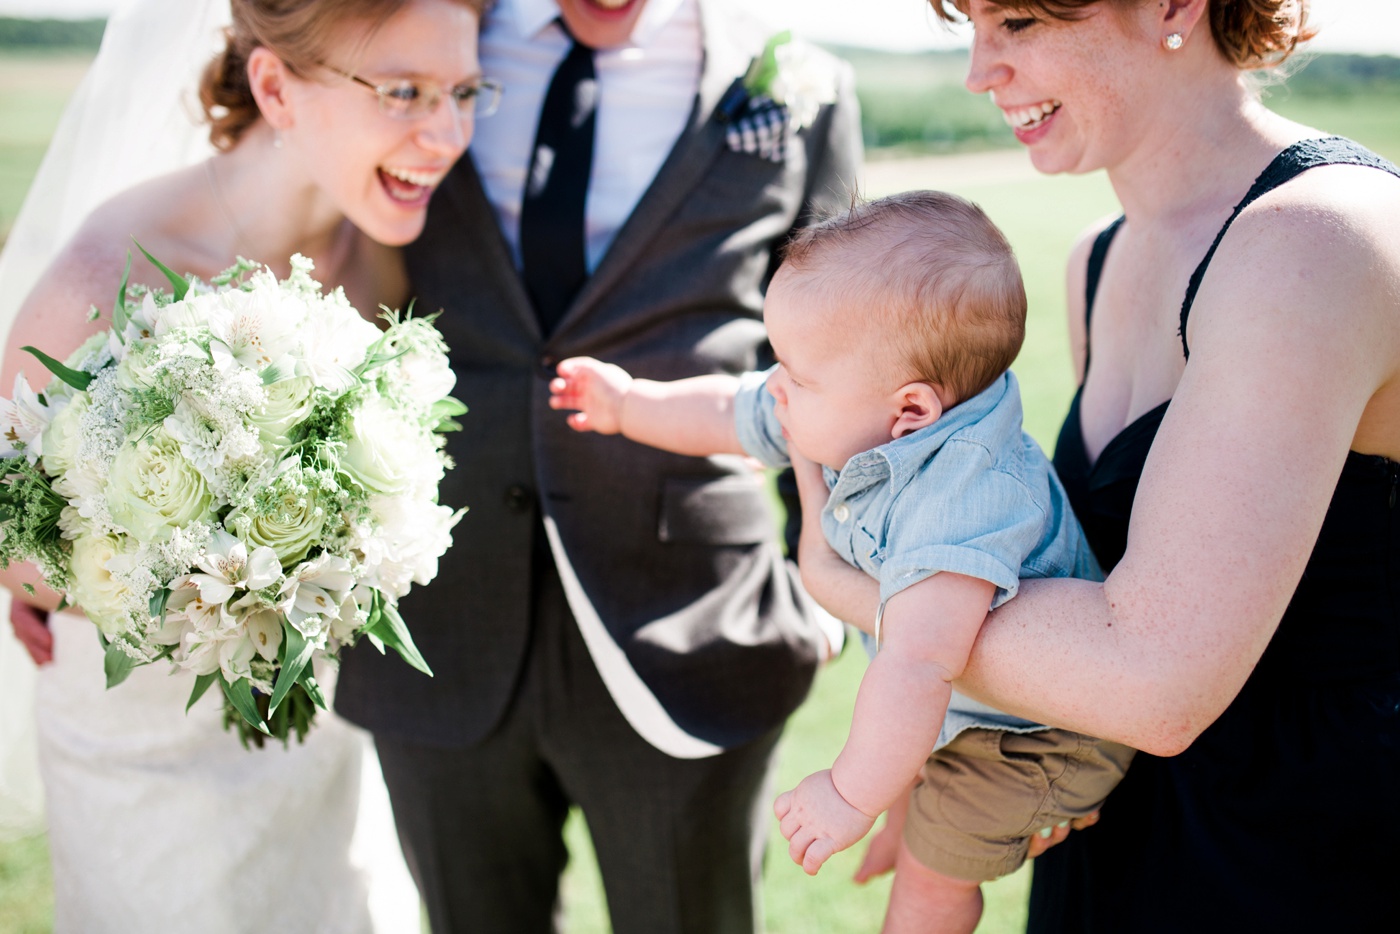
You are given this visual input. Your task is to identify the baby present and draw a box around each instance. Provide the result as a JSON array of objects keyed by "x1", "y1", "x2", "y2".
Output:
[{"x1": 549, "y1": 191, "x2": 1132, "y2": 934}]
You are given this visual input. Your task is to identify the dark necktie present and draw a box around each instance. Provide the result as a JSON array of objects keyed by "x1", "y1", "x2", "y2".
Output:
[{"x1": 520, "y1": 29, "x2": 597, "y2": 335}]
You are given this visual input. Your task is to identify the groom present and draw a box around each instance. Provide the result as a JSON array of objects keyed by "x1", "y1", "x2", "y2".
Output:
[{"x1": 337, "y1": 0, "x2": 861, "y2": 930}]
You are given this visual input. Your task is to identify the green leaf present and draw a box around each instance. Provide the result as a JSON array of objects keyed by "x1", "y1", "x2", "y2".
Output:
[
  {"x1": 186, "y1": 672, "x2": 216, "y2": 712},
  {"x1": 149, "y1": 588, "x2": 171, "y2": 625},
  {"x1": 744, "y1": 30, "x2": 791, "y2": 96},
  {"x1": 20, "y1": 346, "x2": 92, "y2": 391},
  {"x1": 133, "y1": 239, "x2": 189, "y2": 301},
  {"x1": 112, "y1": 251, "x2": 131, "y2": 341},
  {"x1": 103, "y1": 639, "x2": 137, "y2": 689},
  {"x1": 269, "y1": 621, "x2": 315, "y2": 715},
  {"x1": 367, "y1": 598, "x2": 432, "y2": 677},
  {"x1": 218, "y1": 672, "x2": 271, "y2": 735},
  {"x1": 297, "y1": 668, "x2": 328, "y2": 710}
]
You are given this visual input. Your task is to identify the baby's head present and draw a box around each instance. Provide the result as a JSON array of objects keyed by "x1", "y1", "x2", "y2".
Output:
[{"x1": 763, "y1": 190, "x2": 1026, "y2": 469}]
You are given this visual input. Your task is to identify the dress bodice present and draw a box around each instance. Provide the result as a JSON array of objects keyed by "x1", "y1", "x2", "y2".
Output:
[{"x1": 1034, "y1": 137, "x2": 1400, "y2": 932}]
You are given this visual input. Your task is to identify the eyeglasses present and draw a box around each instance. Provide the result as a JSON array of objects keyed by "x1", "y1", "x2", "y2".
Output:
[{"x1": 324, "y1": 65, "x2": 502, "y2": 120}]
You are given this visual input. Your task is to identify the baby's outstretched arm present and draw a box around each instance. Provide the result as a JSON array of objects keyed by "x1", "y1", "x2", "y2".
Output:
[
  {"x1": 550, "y1": 357, "x2": 746, "y2": 457},
  {"x1": 775, "y1": 571, "x2": 995, "y2": 875}
]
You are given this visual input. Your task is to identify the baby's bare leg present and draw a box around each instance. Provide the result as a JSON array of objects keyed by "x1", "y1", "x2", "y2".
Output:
[{"x1": 881, "y1": 838, "x2": 982, "y2": 934}]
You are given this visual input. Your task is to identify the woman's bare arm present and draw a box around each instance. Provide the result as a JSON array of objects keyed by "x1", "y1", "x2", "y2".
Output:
[{"x1": 959, "y1": 171, "x2": 1400, "y2": 755}]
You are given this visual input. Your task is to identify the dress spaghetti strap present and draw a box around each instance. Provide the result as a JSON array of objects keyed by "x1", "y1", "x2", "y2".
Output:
[{"x1": 1177, "y1": 137, "x2": 1400, "y2": 358}]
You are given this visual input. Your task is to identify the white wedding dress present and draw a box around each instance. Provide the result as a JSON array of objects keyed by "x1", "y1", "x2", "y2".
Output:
[{"x1": 0, "y1": 2, "x2": 419, "y2": 930}]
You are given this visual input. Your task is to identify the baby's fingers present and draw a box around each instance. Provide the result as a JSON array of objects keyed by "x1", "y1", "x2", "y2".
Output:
[
  {"x1": 773, "y1": 790, "x2": 793, "y2": 821},
  {"x1": 787, "y1": 826, "x2": 818, "y2": 869},
  {"x1": 566, "y1": 412, "x2": 595, "y2": 433},
  {"x1": 802, "y1": 838, "x2": 836, "y2": 876}
]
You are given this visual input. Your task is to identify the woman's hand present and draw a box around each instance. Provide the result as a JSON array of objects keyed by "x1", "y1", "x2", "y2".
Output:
[
  {"x1": 10, "y1": 599, "x2": 53, "y2": 666},
  {"x1": 1026, "y1": 810, "x2": 1100, "y2": 859}
]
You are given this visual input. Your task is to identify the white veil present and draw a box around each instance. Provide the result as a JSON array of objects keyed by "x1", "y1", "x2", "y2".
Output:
[{"x1": 0, "y1": 0, "x2": 230, "y2": 840}]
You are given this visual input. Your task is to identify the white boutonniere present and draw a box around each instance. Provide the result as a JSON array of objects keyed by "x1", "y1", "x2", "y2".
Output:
[
  {"x1": 745, "y1": 31, "x2": 837, "y2": 132},
  {"x1": 719, "y1": 31, "x2": 837, "y2": 163}
]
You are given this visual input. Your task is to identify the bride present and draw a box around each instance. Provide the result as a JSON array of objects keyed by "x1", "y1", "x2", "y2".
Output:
[{"x1": 0, "y1": 0, "x2": 487, "y2": 929}]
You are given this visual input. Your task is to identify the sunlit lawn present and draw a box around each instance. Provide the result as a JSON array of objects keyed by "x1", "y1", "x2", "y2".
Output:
[{"x1": 2, "y1": 46, "x2": 1397, "y2": 934}]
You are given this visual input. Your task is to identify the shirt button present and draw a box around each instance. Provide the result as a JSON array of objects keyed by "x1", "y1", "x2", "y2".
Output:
[{"x1": 832, "y1": 504, "x2": 850, "y2": 522}]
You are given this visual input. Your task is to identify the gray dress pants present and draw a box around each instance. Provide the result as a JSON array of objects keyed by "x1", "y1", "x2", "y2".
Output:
[{"x1": 374, "y1": 538, "x2": 783, "y2": 934}]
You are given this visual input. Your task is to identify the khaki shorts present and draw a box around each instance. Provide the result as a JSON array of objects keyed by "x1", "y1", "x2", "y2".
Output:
[{"x1": 904, "y1": 727, "x2": 1135, "y2": 882}]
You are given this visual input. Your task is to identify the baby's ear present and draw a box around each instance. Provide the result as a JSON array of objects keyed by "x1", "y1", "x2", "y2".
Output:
[{"x1": 890, "y1": 382, "x2": 942, "y2": 439}]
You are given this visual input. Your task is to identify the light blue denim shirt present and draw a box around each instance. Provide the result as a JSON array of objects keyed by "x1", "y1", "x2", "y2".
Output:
[{"x1": 734, "y1": 367, "x2": 1102, "y2": 747}]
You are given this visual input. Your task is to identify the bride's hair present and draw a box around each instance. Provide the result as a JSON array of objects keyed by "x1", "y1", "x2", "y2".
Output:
[
  {"x1": 930, "y1": 0, "x2": 1315, "y2": 70},
  {"x1": 199, "y1": 0, "x2": 488, "y2": 151}
]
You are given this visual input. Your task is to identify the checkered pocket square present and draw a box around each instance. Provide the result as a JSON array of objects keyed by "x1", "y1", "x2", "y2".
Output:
[{"x1": 724, "y1": 95, "x2": 791, "y2": 164}]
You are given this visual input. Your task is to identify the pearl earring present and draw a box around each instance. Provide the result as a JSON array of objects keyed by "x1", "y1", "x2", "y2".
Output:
[
  {"x1": 1164, "y1": 32, "x2": 1184, "y2": 51},
  {"x1": 273, "y1": 130, "x2": 284, "y2": 149}
]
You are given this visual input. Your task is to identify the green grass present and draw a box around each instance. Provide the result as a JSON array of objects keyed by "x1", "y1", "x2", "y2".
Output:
[{"x1": 3, "y1": 47, "x2": 1399, "y2": 934}]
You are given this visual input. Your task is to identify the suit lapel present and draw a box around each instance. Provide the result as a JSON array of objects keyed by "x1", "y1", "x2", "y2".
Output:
[
  {"x1": 552, "y1": 0, "x2": 754, "y2": 340},
  {"x1": 447, "y1": 156, "x2": 541, "y2": 340}
]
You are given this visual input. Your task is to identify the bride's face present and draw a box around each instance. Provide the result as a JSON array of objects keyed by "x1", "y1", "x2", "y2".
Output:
[{"x1": 282, "y1": 0, "x2": 482, "y2": 246}]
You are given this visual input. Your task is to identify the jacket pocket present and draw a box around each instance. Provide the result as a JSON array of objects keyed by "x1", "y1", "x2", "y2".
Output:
[{"x1": 656, "y1": 473, "x2": 775, "y2": 546}]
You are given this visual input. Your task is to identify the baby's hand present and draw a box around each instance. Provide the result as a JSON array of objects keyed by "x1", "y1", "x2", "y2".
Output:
[
  {"x1": 773, "y1": 769, "x2": 878, "y2": 876},
  {"x1": 548, "y1": 357, "x2": 633, "y2": 434}
]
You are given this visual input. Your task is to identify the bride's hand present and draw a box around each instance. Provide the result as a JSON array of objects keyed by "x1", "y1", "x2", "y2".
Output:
[{"x1": 10, "y1": 599, "x2": 53, "y2": 666}]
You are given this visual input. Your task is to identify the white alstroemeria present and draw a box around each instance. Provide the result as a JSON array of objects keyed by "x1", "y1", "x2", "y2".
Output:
[
  {"x1": 188, "y1": 530, "x2": 282, "y2": 605},
  {"x1": 243, "y1": 607, "x2": 284, "y2": 662},
  {"x1": 166, "y1": 573, "x2": 234, "y2": 635},
  {"x1": 0, "y1": 373, "x2": 52, "y2": 463},
  {"x1": 393, "y1": 348, "x2": 457, "y2": 404},
  {"x1": 211, "y1": 283, "x2": 306, "y2": 372},
  {"x1": 769, "y1": 40, "x2": 837, "y2": 131},
  {"x1": 280, "y1": 553, "x2": 355, "y2": 636},
  {"x1": 218, "y1": 632, "x2": 258, "y2": 684}
]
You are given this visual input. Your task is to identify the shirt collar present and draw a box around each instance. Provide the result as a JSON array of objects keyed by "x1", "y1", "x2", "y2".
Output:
[
  {"x1": 830, "y1": 371, "x2": 1020, "y2": 491},
  {"x1": 500, "y1": 0, "x2": 689, "y2": 48}
]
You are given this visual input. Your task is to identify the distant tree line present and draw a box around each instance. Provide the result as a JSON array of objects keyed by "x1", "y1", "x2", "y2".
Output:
[{"x1": 0, "y1": 17, "x2": 105, "y2": 50}]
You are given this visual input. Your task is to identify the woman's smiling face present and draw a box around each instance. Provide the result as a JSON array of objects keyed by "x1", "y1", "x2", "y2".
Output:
[
  {"x1": 279, "y1": 0, "x2": 483, "y2": 245},
  {"x1": 961, "y1": 0, "x2": 1159, "y2": 176}
]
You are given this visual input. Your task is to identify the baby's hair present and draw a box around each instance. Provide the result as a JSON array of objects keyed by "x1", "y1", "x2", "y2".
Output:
[{"x1": 780, "y1": 190, "x2": 1026, "y2": 405}]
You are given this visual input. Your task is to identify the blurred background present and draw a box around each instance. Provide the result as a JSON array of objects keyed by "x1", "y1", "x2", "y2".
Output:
[{"x1": 0, "y1": 1, "x2": 1396, "y2": 931}]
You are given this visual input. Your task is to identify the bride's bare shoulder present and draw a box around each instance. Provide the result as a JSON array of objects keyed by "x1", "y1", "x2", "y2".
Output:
[{"x1": 67, "y1": 164, "x2": 219, "y2": 280}]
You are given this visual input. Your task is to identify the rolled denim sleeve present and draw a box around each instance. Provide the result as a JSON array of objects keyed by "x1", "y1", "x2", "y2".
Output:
[
  {"x1": 732, "y1": 366, "x2": 789, "y2": 469},
  {"x1": 877, "y1": 439, "x2": 1048, "y2": 609}
]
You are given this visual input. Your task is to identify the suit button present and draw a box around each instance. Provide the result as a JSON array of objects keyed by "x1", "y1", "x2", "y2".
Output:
[
  {"x1": 504, "y1": 485, "x2": 535, "y2": 514},
  {"x1": 538, "y1": 355, "x2": 557, "y2": 378}
]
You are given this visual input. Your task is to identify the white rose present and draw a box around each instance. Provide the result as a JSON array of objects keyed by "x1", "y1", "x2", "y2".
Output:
[
  {"x1": 247, "y1": 376, "x2": 315, "y2": 449},
  {"x1": 40, "y1": 392, "x2": 88, "y2": 476},
  {"x1": 359, "y1": 495, "x2": 460, "y2": 596},
  {"x1": 107, "y1": 429, "x2": 213, "y2": 541},
  {"x1": 341, "y1": 395, "x2": 443, "y2": 497},
  {"x1": 67, "y1": 533, "x2": 134, "y2": 636},
  {"x1": 297, "y1": 305, "x2": 381, "y2": 391}
]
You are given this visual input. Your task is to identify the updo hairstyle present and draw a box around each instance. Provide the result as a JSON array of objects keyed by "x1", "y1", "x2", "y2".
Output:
[
  {"x1": 199, "y1": 0, "x2": 487, "y2": 151},
  {"x1": 931, "y1": 0, "x2": 1316, "y2": 70}
]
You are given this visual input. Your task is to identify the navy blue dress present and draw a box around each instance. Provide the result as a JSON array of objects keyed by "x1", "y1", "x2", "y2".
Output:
[{"x1": 1032, "y1": 138, "x2": 1400, "y2": 932}]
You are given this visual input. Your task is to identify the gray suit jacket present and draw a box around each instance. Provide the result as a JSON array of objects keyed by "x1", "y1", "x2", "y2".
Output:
[{"x1": 337, "y1": 3, "x2": 862, "y2": 757}]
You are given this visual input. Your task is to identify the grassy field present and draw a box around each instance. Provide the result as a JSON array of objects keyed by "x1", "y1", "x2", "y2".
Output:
[{"x1": 2, "y1": 46, "x2": 1398, "y2": 934}]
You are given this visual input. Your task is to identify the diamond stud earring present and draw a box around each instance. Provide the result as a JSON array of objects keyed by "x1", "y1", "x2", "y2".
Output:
[{"x1": 1164, "y1": 32, "x2": 1184, "y2": 50}]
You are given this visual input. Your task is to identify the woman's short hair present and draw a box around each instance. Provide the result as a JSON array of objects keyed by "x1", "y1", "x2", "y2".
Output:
[
  {"x1": 930, "y1": 1, "x2": 1315, "y2": 70},
  {"x1": 199, "y1": 0, "x2": 488, "y2": 151}
]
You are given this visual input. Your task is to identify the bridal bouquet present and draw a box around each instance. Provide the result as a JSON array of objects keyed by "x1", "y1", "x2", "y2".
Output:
[{"x1": 0, "y1": 251, "x2": 463, "y2": 746}]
